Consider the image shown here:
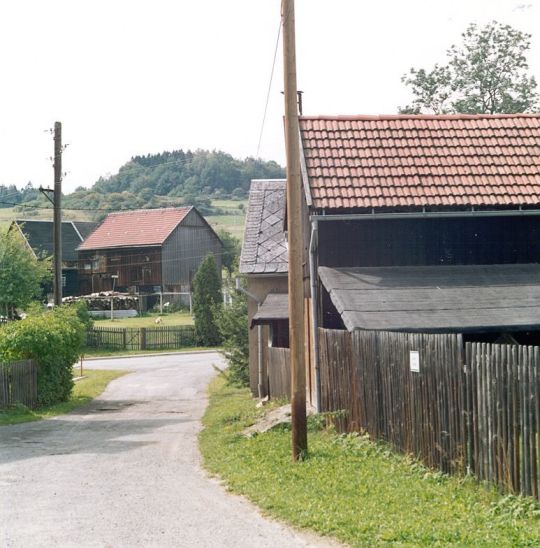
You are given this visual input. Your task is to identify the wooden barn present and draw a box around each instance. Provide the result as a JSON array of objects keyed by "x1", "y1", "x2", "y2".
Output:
[
  {"x1": 298, "y1": 114, "x2": 540, "y2": 347},
  {"x1": 77, "y1": 207, "x2": 222, "y2": 295},
  {"x1": 10, "y1": 219, "x2": 97, "y2": 297}
]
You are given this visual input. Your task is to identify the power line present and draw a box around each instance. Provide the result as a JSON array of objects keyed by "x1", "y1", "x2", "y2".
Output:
[{"x1": 256, "y1": 16, "x2": 282, "y2": 159}]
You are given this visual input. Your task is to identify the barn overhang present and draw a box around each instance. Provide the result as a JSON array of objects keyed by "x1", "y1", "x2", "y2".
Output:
[
  {"x1": 319, "y1": 264, "x2": 540, "y2": 334},
  {"x1": 251, "y1": 293, "x2": 289, "y2": 328}
]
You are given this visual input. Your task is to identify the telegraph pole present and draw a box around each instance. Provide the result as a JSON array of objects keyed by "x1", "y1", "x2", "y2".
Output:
[
  {"x1": 282, "y1": 0, "x2": 307, "y2": 460},
  {"x1": 53, "y1": 122, "x2": 63, "y2": 306}
]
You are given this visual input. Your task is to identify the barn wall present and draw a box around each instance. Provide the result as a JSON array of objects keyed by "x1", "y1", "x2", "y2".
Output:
[
  {"x1": 161, "y1": 209, "x2": 222, "y2": 291},
  {"x1": 318, "y1": 215, "x2": 540, "y2": 268}
]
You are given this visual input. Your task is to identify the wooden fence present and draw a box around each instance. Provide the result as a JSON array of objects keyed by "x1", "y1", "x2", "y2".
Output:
[
  {"x1": 319, "y1": 328, "x2": 540, "y2": 499},
  {"x1": 86, "y1": 326, "x2": 197, "y2": 351},
  {"x1": 267, "y1": 347, "x2": 291, "y2": 399},
  {"x1": 0, "y1": 360, "x2": 37, "y2": 409}
]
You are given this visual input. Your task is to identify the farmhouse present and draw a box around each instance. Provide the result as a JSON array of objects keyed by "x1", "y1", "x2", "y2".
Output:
[
  {"x1": 9, "y1": 219, "x2": 97, "y2": 296},
  {"x1": 77, "y1": 207, "x2": 222, "y2": 295}
]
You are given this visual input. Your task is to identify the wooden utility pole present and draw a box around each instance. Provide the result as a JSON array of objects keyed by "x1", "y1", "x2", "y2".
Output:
[
  {"x1": 53, "y1": 122, "x2": 63, "y2": 306},
  {"x1": 282, "y1": 0, "x2": 307, "y2": 460}
]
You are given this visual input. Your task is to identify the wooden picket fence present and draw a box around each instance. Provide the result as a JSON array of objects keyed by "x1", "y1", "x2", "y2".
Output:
[
  {"x1": 318, "y1": 328, "x2": 540, "y2": 499},
  {"x1": 0, "y1": 360, "x2": 38, "y2": 409},
  {"x1": 86, "y1": 326, "x2": 197, "y2": 351},
  {"x1": 267, "y1": 347, "x2": 291, "y2": 399}
]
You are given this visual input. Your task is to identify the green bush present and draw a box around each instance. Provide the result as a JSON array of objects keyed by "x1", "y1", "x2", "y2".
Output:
[
  {"x1": 217, "y1": 288, "x2": 249, "y2": 387},
  {"x1": 192, "y1": 254, "x2": 222, "y2": 346},
  {"x1": 0, "y1": 305, "x2": 85, "y2": 406}
]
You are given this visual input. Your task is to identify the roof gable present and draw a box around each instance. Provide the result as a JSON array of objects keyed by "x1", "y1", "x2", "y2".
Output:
[
  {"x1": 299, "y1": 113, "x2": 540, "y2": 211},
  {"x1": 240, "y1": 179, "x2": 288, "y2": 274},
  {"x1": 78, "y1": 207, "x2": 191, "y2": 251},
  {"x1": 13, "y1": 219, "x2": 97, "y2": 261}
]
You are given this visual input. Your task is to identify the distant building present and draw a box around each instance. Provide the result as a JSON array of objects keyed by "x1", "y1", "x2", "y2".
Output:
[
  {"x1": 77, "y1": 207, "x2": 222, "y2": 295},
  {"x1": 10, "y1": 219, "x2": 97, "y2": 297}
]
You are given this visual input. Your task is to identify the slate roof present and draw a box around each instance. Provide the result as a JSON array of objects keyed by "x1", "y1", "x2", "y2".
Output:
[
  {"x1": 78, "y1": 207, "x2": 191, "y2": 251},
  {"x1": 319, "y1": 264, "x2": 540, "y2": 333},
  {"x1": 240, "y1": 179, "x2": 288, "y2": 274},
  {"x1": 299, "y1": 114, "x2": 540, "y2": 210},
  {"x1": 251, "y1": 293, "x2": 289, "y2": 326},
  {"x1": 13, "y1": 219, "x2": 98, "y2": 262}
]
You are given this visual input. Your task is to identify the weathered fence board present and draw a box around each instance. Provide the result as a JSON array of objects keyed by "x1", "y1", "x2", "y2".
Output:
[
  {"x1": 86, "y1": 326, "x2": 197, "y2": 351},
  {"x1": 267, "y1": 347, "x2": 291, "y2": 400},
  {"x1": 319, "y1": 328, "x2": 540, "y2": 499},
  {"x1": 0, "y1": 360, "x2": 37, "y2": 409}
]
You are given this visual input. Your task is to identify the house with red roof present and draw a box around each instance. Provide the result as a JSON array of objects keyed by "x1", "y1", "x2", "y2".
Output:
[
  {"x1": 78, "y1": 207, "x2": 222, "y2": 295},
  {"x1": 247, "y1": 113, "x2": 540, "y2": 402}
]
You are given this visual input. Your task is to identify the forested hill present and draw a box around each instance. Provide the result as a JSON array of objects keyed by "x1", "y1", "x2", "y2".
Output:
[
  {"x1": 1, "y1": 149, "x2": 284, "y2": 216},
  {"x1": 65, "y1": 149, "x2": 284, "y2": 214}
]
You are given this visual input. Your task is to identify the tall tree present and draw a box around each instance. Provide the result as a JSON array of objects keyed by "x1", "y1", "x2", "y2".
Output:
[
  {"x1": 217, "y1": 229, "x2": 241, "y2": 275},
  {"x1": 0, "y1": 229, "x2": 51, "y2": 318},
  {"x1": 192, "y1": 254, "x2": 222, "y2": 346},
  {"x1": 400, "y1": 22, "x2": 539, "y2": 114}
]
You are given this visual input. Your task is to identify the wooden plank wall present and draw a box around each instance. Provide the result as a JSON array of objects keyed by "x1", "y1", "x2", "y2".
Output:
[
  {"x1": 319, "y1": 328, "x2": 540, "y2": 498},
  {"x1": 267, "y1": 347, "x2": 291, "y2": 400},
  {"x1": 0, "y1": 360, "x2": 37, "y2": 409}
]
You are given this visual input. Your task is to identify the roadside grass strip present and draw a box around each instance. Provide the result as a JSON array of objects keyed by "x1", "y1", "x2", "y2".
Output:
[
  {"x1": 0, "y1": 369, "x2": 126, "y2": 426},
  {"x1": 199, "y1": 377, "x2": 540, "y2": 547}
]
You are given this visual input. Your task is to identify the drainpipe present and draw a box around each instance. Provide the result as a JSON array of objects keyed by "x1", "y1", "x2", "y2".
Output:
[
  {"x1": 235, "y1": 278, "x2": 265, "y2": 399},
  {"x1": 309, "y1": 219, "x2": 322, "y2": 412}
]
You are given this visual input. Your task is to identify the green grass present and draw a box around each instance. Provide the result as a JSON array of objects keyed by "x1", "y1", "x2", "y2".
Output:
[
  {"x1": 207, "y1": 214, "x2": 246, "y2": 240},
  {"x1": 94, "y1": 311, "x2": 194, "y2": 328},
  {"x1": 0, "y1": 369, "x2": 126, "y2": 426},
  {"x1": 199, "y1": 377, "x2": 540, "y2": 547},
  {"x1": 82, "y1": 346, "x2": 218, "y2": 358}
]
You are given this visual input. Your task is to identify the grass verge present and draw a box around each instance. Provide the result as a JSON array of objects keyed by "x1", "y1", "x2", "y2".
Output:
[
  {"x1": 199, "y1": 376, "x2": 540, "y2": 547},
  {"x1": 0, "y1": 369, "x2": 126, "y2": 426}
]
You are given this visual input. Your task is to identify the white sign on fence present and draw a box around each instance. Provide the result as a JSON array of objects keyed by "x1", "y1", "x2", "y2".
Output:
[{"x1": 410, "y1": 350, "x2": 420, "y2": 373}]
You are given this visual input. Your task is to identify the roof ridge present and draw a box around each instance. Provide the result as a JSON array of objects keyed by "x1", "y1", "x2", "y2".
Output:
[
  {"x1": 299, "y1": 113, "x2": 540, "y2": 121},
  {"x1": 108, "y1": 206, "x2": 191, "y2": 216}
]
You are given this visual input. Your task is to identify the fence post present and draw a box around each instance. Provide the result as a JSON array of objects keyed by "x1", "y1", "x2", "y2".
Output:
[
  {"x1": 122, "y1": 329, "x2": 127, "y2": 350},
  {"x1": 139, "y1": 328, "x2": 147, "y2": 351}
]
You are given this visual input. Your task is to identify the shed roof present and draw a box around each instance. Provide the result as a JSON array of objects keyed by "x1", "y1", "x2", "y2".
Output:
[
  {"x1": 251, "y1": 293, "x2": 289, "y2": 326},
  {"x1": 319, "y1": 263, "x2": 540, "y2": 333},
  {"x1": 299, "y1": 114, "x2": 540, "y2": 211},
  {"x1": 12, "y1": 219, "x2": 98, "y2": 262},
  {"x1": 78, "y1": 207, "x2": 191, "y2": 251},
  {"x1": 240, "y1": 179, "x2": 288, "y2": 274}
]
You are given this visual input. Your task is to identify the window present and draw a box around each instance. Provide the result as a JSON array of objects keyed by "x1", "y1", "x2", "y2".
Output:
[{"x1": 61, "y1": 275, "x2": 66, "y2": 288}]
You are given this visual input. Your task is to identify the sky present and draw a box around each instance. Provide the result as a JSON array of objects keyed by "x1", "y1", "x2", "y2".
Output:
[{"x1": 0, "y1": 0, "x2": 539, "y2": 194}]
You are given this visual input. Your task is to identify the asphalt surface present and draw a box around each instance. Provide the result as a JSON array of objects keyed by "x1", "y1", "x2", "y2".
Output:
[{"x1": 0, "y1": 353, "x2": 337, "y2": 548}]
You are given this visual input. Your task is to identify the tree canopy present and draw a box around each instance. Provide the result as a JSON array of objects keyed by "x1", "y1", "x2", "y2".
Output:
[
  {"x1": 192, "y1": 254, "x2": 222, "y2": 346},
  {"x1": 0, "y1": 229, "x2": 51, "y2": 317},
  {"x1": 400, "y1": 21, "x2": 539, "y2": 114}
]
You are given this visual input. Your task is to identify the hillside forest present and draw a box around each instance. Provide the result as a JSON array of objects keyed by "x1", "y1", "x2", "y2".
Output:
[{"x1": 0, "y1": 149, "x2": 284, "y2": 219}]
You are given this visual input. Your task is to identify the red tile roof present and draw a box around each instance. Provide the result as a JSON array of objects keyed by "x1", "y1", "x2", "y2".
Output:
[
  {"x1": 299, "y1": 114, "x2": 540, "y2": 210},
  {"x1": 78, "y1": 207, "x2": 191, "y2": 250}
]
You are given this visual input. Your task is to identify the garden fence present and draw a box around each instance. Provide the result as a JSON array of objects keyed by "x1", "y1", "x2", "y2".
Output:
[
  {"x1": 0, "y1": 359, "x2": 37, "y2": 409},
  {"x1": 86, "y1": 326, "x2": 197, "y2": 351}
]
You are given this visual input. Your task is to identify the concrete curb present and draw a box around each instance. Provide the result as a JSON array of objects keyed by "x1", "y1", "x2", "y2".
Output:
[{"x1": 81, "y1": 349, "x2": 222, "y2": 361}]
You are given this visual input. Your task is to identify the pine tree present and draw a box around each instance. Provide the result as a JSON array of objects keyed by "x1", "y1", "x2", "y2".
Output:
[{"x1": 192, "y1": 254, "x2": 222, "y2": 346}]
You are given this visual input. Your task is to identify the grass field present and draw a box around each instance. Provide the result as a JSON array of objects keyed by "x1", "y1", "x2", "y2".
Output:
[
  {"x1": 0, "y1": 369, "x2": 126, "y2": 426},
  {"x1": 94, "y1": 311, "x2": 193, "y2": 328},
  {"x1": 200, "y1": 377, "x2": 540, "y2": 547},
  {"x1": 206, "y1": 198, "x2": 247, "y2": 240}
]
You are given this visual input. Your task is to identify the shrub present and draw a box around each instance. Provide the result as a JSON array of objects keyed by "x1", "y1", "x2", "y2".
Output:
[
  {"x1": 192, "y1": 254, "x2": 222, "y2": 346},
  {"x1": 0, "y1": 305, "x2": 85, "y2": 406},
  {"x1": 217, "y1": 289, "x2": 249, "y2": 387}
]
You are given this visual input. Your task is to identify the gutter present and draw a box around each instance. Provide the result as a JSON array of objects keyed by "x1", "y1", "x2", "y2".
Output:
[
  {"x1": 309, "y1": 219, "x2": 321, "y2": 412},
  {"x1": 310, "y1": 208, "x2": 540, "y2": 222}
]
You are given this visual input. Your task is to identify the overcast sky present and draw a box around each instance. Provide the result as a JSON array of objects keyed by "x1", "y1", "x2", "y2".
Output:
[{"x1": 1, "y1": 0, "x2": 539, "y2": 194}]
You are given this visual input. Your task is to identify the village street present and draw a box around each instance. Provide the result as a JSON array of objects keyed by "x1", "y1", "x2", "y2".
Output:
[{"x1": 0, "y1": 352, "x2": 332, "y2": 548}]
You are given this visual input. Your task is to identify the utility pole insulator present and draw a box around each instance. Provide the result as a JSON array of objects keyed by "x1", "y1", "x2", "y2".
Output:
[
  {"x1": 53, "y1": 122, "x2": 63, "y2": 306},
  {"x1": 283, "y1": 0, "x2": 308, "y2": 461}
]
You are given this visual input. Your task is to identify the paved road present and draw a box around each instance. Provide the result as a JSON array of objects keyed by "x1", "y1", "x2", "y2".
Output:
[{"x1": 0, "y1": 353, "x2": 336, "y2": 548}]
